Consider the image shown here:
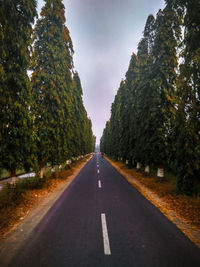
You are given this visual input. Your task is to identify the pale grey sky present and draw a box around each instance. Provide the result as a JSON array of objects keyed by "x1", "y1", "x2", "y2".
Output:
[{"x1": 37, "y1": 0, "x2": 165, "y2": 144}]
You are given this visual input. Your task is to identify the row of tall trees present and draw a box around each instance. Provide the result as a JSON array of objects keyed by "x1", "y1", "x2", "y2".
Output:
[
  {"x1": 0, "y1": 0, "x2": 95, "y2": 178},
  {"x1": 100, "y1": 0, "x2": 200, "y2": 195}
]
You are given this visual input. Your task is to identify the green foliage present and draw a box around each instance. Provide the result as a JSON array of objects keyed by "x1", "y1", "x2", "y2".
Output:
[
  {"x1": 101, "y1": 1, "x2": 199, "y2": 195},
  {"x1": 0, "y1": 0, "x2": 95, "y2": 183},
  {"x1": 31, "y1": 0, "x2": 74, "y2": 168},
  {"x1": 32, "y1": 0, "x2": 95, "y2": 169},
  {"x1": 0, "y1": 176, "x2": 45, "y2": 209},
  {"x1": 71, "y1": 73, "x2": 95, "y2": 156},
  {"x1": 100, "y1": 121, "x2": 111, "y2": 155},
  {"x1": 133, "y1": 15, "x2": 155, "y2": 165},
  {"x1": 0, "y1": 0, "x2": 37, "y2": 174},
  {"x1": 150, "y1": 3, "x2": 181, "y2": 165},
  {"x1": 169, "y1": 0, "x2": 200, "y2": 194}
]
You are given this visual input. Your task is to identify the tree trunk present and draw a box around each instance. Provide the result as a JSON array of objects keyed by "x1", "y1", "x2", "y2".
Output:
[
  {"x1": 136, "y1": 162, "x2": 142, "y2": 171},
  {"x1": 39, "y1": 162, "x2": 45, "y2": 179},
  {"x1": 132, "y1": 159, "x2": 135, "y2": 167},
  {"x1": 128, "y1": 156, "x2": 133, "y2": 168},
  {"x1": 10, "y1": 170, "x2": 17, "y2": 184},
  {"x1": 157, "y1": 164, "x2": 164, "y2": 178},
  {"x1": 144, "y1": 165, "x2": 150, "y2": 176},
  {"x1": 40, "y1": 167, "x2": 45, "y2": 179}
]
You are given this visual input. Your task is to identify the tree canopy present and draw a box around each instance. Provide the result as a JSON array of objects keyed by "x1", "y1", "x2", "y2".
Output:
[
  {"x1": 0, "y1": 0, "x2": 95, "y2": 177},
  {"x1": 100, "y1": 0, "x2": 200, "y2": 195},
  {"x1": 0, "y1": 0, "x2": 37, "y2": 175}
]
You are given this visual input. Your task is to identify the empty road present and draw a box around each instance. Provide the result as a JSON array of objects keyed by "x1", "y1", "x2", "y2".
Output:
[{"x1": 8, "y1": 153, "x2": 200, "y2": 267}]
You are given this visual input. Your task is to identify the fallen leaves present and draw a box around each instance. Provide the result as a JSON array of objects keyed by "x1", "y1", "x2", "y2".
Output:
[
  {"x1": 107, "y1": 157, "x2": 200, "y2": 247},
  {"x1": 0, "y1": 158, "x2": 89, "y2": 239}
]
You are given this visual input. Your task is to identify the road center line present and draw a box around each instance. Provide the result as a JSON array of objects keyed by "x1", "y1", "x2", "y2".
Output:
[
  {"x1": 97, "y1": 169, "x2": 100, "y2": 174},
  {"x1": 101, "y1": 213, "x2": 111, "y2": 255},
  {"x1": 98, "y1": 180, "x2": 102, "y2": 188}
]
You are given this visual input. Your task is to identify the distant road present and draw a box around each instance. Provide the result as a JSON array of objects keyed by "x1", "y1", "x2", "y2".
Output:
[{"x1": 8, "y1": 153, "x2": 200, "y2": 267}]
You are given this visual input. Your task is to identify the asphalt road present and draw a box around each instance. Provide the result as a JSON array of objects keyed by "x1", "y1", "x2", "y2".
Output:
[{"x1": 8, "y1": 153, "x2": 200, "y2": 267}]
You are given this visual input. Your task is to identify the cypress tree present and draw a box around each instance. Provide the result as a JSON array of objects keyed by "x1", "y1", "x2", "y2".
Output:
[
  {"x1": 85, "y1": 118, "x2": 94, "y2": 153},
  {"x1": 100, "y1": 121, "x2": 111, "y2": 155},
  {"x1": 124, "y1": 54, "x2": 138, "y2": 166},
  {"x1": 150, "y1": 4, "x2": 181, "y2": 177},
  {"x1": 101, "y1": 0, "x2": 199, "y2": 194},
  {"x1": 71, "y1": 72, "x2": 95, "y2": 156},
  {"x1": 119, "y1": 80, "x2": 130, "y2": 162},
  {"x1": 170, "y1": 0, "x2": 200, "y2": 194},
  {"x1": 133, "y1": 15, "x2": 155, "y2": 173},
  {"x1": 114, "y1": 81, "x2": 126, "y2": 160},
  {"x1": 109, "y1": 85, "x2": 123, "y2": 160},
  {"x1": 31, "y1": 0, "x2": 74, "y2": 174},
  {"x1": 0, "y1": 0, "x2": 37, "y2": 178},
  {"x1": 71, "y1": 72, "x2": 84, "y2": 157}
]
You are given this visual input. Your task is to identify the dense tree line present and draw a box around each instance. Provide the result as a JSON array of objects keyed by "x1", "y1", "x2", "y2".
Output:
[
  {"x1": 0, "y1": 0, "x2": 95, "y2": 178},
  {"x1": 100, "y1": 0, "x2": 200, "y2": 195}
]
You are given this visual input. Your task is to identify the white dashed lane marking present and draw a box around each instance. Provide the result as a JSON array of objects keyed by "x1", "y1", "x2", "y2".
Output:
[
  {"x1": 98, "y1": 180, "x2": 102, "y2": 188},
  {"x1": 101, "y1": 213, "x2": 111, "y2": 255}
]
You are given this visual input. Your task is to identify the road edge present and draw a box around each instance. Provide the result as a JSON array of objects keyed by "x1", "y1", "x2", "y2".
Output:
[
  {"x1": 0, "y1": 156, "x2": 92, "y2": 267},
  {"x1": 105, "y1": 156, "x2": 200, "y2": 249}
]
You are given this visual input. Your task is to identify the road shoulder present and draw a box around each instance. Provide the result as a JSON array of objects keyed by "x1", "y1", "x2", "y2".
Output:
[
  {"x1": 106, "y1": 157, "x2": 200, "y2": 249},
  {"x1": 0, "y1": 156, "x2": 92, "y2": 267}
]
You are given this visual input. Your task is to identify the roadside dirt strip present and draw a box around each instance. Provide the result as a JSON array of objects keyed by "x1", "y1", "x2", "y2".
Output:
[
  {"x1": 0, "y1": 156, "x2": 92, "y2": 267},
  {"x1": 106, "y1": 157, "x2": 200, "y2": 249},
  {"x1": 1, "y1": 154, "x2": 200, "y2": 267}
]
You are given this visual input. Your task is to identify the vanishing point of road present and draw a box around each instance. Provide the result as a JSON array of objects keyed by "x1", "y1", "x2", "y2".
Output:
[{"x1": 8, "y1": 153, "x2": 200, "y2": 267}]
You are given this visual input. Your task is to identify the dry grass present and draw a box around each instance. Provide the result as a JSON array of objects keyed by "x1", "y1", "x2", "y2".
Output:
[{"x1": 0, "y1": 158, "x2": 89, "y2": 239}]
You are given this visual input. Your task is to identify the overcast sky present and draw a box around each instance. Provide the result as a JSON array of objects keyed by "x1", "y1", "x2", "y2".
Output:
[{"x1": 37, "y1": 0, "x2": 165, "y2": 144}]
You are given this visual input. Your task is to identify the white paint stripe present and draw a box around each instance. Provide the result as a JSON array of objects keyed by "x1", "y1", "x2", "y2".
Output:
[
  {"x1": 97, "y1": 169, "x2": 100, "y2": 174},
  {"x1": 98, "y1": 180, "x2": 102, "y2": 188},
  {"x1": 101, "y1": 213, "x2": 111, "y2": 255},
  {"x1": 18, "y1": 172, "x2": 35, "y2": 179}
]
